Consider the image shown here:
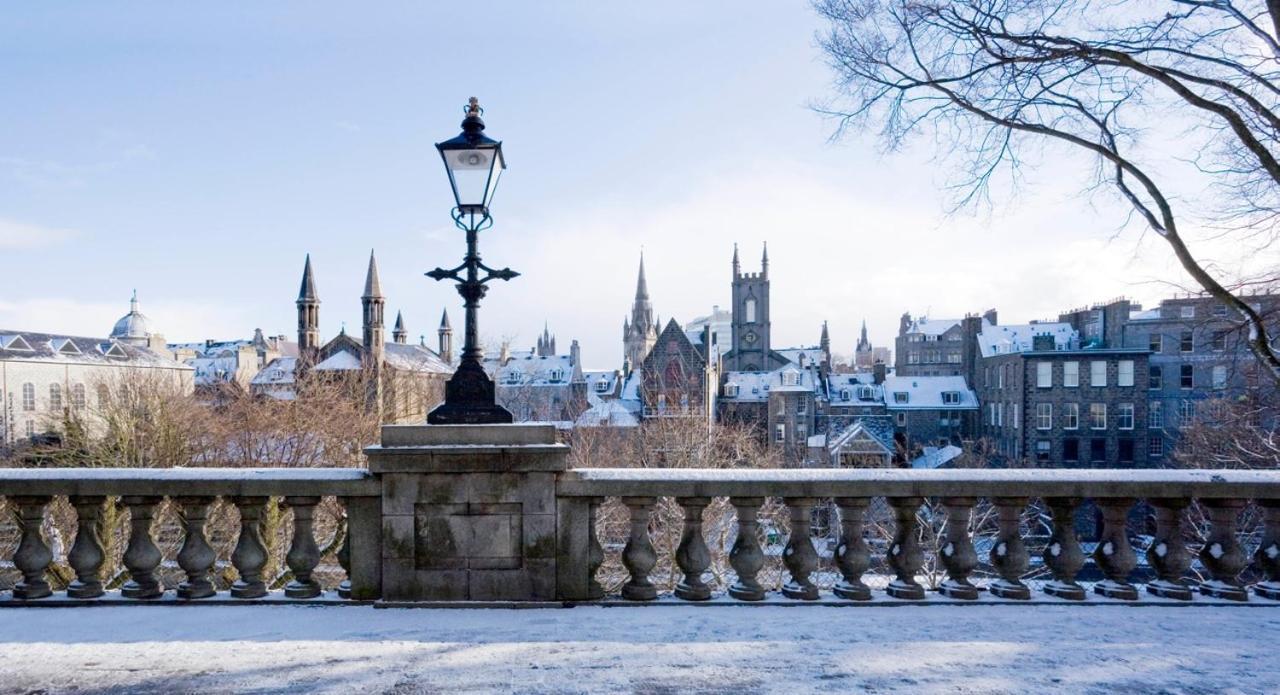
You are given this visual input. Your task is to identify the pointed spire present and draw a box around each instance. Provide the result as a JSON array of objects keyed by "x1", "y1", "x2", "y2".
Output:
[
  {"x1": 732, "y1": 243, "x2": 740, "y2": 274},
  {"x1": 440, "y1": 309, "x2": 452, "y2": 330},
  {"x1": 861, "y1": 319, "x2": 868, "y2": 342},
  {"x1": 298, "y1": 255, "x2": 319, "y2": 302},
  {"x1": 363, "y1": 250, "x2": 383, "y2": 298},
  {"x1": 130, "y1": 289, "x2": 139, "y2": 313},
  {"x1": 635, "y1": 252, "x2": 650, "y2": 301},
  {"x1": 394, "y1": 311, "x2": 405, "y2": 331},
  {"x1": 761, "y1": 241, "x2": 769, "y2": 266},
  {"x1": 821, "y1": 320, "x2": 830, "y2": 344}
]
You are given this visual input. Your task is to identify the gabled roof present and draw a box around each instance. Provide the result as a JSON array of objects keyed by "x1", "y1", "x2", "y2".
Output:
[
  {"x1": 827, "y1": 420, "x2": 894, "y2": 457},
  {"x1": 881, "y1": 375, "x2": 978, "y2": 410},
  {"x1": 0, "y1": 330, "x2": 187, "y2": 369},
  {"x1": 51, "y1": 337, "x2": 82, "y2": 356},
  {"x1": 0, "y1": 334, "x2": 34, "y2": 351}
]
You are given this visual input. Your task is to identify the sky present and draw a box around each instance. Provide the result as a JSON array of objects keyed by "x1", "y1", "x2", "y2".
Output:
[{"x1": 0, "y1": 1, "x2": 1267, "y2": 368}]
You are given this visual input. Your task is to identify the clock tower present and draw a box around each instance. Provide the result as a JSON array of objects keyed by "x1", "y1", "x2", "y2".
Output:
[{"x1": 729, "y1": 243, "x2": 772, "y2": 371}]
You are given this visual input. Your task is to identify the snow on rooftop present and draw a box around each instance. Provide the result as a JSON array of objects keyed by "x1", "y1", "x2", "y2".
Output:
[
  {"x1": 0, "y1": 604, "x2": 1269, "y2": 693},
  {"x1": 978, "y1": 322, "x2": 1078, "y2": 357},
  {"x1": 312, "y1": 349, "x2": 363, "y2": 371},
  {"x1": 881, "y1": 375, "x2": 978, "y2": 410}
]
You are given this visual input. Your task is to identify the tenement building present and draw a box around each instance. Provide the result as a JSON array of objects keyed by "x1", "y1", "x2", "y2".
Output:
[
  {"x1": 894, "y1": 310, "x2": 994, "y2": 379},
  {"x1": 0, "y1": 295, "x2": 194, "y2": 447},
  {"x1": 976, "y1": 322, "x2": 1149, "y2": 467}
]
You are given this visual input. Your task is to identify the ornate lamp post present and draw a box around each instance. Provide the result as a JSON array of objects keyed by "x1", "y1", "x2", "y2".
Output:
[{"x1": 426, "y1": 97, "x2": 518, "y2": 424}]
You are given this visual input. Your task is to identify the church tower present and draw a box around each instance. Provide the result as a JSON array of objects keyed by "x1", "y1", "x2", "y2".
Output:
[
  {"x1": 393, "y1": 311, "x2": 407, "y2": 344},
  {"x1": 438, "y1": 309, "x2": 454, "y2": 364},
  {"x1": 622, "y1": 253, "x2": 658, "y2": 374},
  {"x1": 297, "y1": 255, "x2": 321, "y2": 358},
  {"x1": 820, "y1": 320, "x2": 831, "y2": 371},
  {"x1": 361, "y1": 250, "x2": 386, "y2": 367},
  {"x1": 729, "y1": 243, "x2": 772, "y2": 371},
  {"x1": 855, "y1": 319, "x2": 873, "y2": 369}
]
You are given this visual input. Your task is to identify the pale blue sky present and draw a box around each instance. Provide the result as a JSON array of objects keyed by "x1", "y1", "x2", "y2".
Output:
[{"x1": 0, "y1": 1, "x2": 1235, "y2": 367}]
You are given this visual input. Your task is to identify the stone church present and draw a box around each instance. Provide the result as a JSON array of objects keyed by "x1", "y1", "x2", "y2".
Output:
[{"x1": 252, "y1": 253, "x2": 453, "y2": 423}]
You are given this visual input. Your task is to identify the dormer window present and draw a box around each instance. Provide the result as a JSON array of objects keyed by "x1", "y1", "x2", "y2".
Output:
[
  {"x1": 942, "y1": 391, "x2": 961, "y2": 405},
  {"x1": 595, "y1": 380, "x2": 610, "y2": 392},
  {"x1": 1, "y1": 335, "x2": 34, "y2": 352},
  {"x1": 725, "y1": 383, "x2": 740, "y2": 397},
  {"x1": 100, "y1": 342, "x2": 128, "y2": 358},
  {"x1": 893, "y1": 392, "x2": 909, "y2": 404},
  {"x1": 857, "y1": 386, "x2": 874, "y2": 401},
  {"x1": 840, "y1": 388, "x2": 851, "y2": 400},
  {"x1": 52, "y1": 338, "x2": 82, "y2": 356},
  {"x1": 781, "y1": 370, "x2": 800, "y2": 386},
  {"x1": 550, "y1": 368, "x2": 564, "y2": 382}
]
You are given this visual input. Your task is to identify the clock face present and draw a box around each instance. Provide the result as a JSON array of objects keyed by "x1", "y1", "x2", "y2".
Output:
[{"x1": 744, "y1": 332, "x2": 757, "y2": 344}]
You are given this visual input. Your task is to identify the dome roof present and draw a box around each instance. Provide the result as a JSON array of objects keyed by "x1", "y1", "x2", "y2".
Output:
[{"x1": 110, "y1": 291, "x2": 153, "y2": 342}]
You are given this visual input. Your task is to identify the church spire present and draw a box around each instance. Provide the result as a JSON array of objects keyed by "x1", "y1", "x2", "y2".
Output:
[
  {"x1": 732, "y1": 243, "x2": 740, "y2": 278},
  {"x1": 296, "y1": 254, "x2": 321, "y2": 356},
  {"x1": 635, "y1": 252, "x2": 650, "y2": 301},
  {"x1": 298, "y1": 254, "x2": 319, "y2": 302},
  {"x1": 361, "y1": 249, "x2": 385, "y2": 365},
  {"x1": 761, "y1": 242, "x2": 769, "y2": 279},
  {"x1": 393, "y1": 311, "x2": 407, "y2": 344},
  {"x1": 363, "y1": 249, "x2": 383, "y2": 299},
  {"x1": 438, "y1": 309, "x2": 453, "y2": 364}
]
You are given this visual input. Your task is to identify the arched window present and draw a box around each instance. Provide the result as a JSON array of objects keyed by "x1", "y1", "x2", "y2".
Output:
[
  {"x1": 49, "y1": 383, "x2": 63, "y2": 411},
  {"x1": 72, "y1": 384, "x2": 87, "y2": 411},
  {"x1": 744, "y1": 298, "x2": 757, "y2": 323},
  {"x1": 22, "y1": 383, "x2": 35, "y2": 411}
]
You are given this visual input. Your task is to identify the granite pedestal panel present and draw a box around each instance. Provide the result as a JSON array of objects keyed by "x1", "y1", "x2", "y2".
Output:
[{"x1": 366, "y1": 424, "x2": 568, "y2": 602}]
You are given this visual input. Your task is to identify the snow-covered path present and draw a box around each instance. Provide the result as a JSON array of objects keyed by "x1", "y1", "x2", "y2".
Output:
[{"x1": 1, "y1": 604, "x2": 1276, "y2": 694}]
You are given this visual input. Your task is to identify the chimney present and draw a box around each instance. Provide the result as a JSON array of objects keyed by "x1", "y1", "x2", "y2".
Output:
[
  {"x1": 873, "y1": 360, "x2": 887, "y2": 385},
  {"x1": 982, "y1": 308, "x2": 998, "y2": 325}
]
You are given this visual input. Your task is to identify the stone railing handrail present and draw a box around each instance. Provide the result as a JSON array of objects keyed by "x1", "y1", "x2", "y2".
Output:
[
  {"x1": 557, "y1": 468, "x2": 1280, "y2": 499},
  {"x1": 0, "y1": 467, "x2": 379, "y2": 497}
]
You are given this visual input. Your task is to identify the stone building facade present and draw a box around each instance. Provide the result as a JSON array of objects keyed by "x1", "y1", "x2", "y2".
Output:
[
  {"x1": 894, "y1": 310, "x2": 994, "y2": 379},
  {"x1": 641, "y1": 320, "x2": 717, "y2": 423}
]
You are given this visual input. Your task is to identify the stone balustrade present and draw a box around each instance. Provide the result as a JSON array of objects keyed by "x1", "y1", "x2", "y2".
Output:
[
  {"x1": 0, "y1": 468, "x2": 381, "y2": 601},
  {"x1": 556, "y1": 468, "x2": 1280, "y2": 603},
  {"x1": 2, "y1": 426, "x2": 1279, "y2": 606}
]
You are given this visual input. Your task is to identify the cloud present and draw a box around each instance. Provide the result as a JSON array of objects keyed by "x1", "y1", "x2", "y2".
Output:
[{"x1": 0, "y1": 217, "x2": 79, "y2": 249}]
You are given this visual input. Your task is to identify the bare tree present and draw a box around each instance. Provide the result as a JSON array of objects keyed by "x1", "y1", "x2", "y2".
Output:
[{"x1": 814, "y1": 0, "x2": 1280, "y2": 383}]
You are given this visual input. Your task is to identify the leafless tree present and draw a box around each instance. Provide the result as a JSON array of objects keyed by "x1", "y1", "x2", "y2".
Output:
[{"x1": 815, "y1": 0, "x2": 1280, "y2": 383}]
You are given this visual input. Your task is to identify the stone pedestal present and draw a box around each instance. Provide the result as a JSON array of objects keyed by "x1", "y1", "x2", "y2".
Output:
[{"x1": 366, "y1": 424, "x2": 568, "y2": 603}]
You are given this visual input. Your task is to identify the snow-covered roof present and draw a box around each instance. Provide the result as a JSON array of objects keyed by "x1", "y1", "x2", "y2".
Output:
[
  {"x1": 1128, "y1": 307, "x2": 1162, "y2": 321},
  {"x1": 486, "y1": 353, "x2": 580, "y2": 386},
  {"x1": 912, "y1": 445, "x2": 964, "y2": 469},
  {"x1": 827, "y1": 373, "x2": 883, "y2": 405},
  {"x1": 188, "y1": 356, "x2": 241, "y2": 386},
  {"x1": 384, "y1": 343, "x2": 452, "y2": 374},
  {"x1": 0, "y1": 329, "x2": 189, "y2": 370},
  {"x1": 978, "y1": 322, "x2": 1079, "y2": 358},
  {"x1": 575, "y1": 398, "x2": 640, "y2": 427},
  {"x1": 881, "y1": 375, "x2": 978, "y2": 410},
  {"x1": 583, "y1": 370, "x2": 620, "y2": 397},
  {"x1": 904, "y1": 316, "x2": 964, "y2": 336},
  {"x1": 313, "y1": 350, "x2": 363, "y2": 371},
  {"x1": 773, "y1": 347, "x2": 823, "y2": 368},
  {"x1": 251, "y1": 357, "x2": 298, "y2": 386},
  {"x1": 723, "y1": 363, "x2": 822, "y2": 402}
]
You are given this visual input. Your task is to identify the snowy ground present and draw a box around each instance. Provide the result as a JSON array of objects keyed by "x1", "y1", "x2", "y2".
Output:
[{"x1": 1, "y1": 603, "x2": 1277, "y2": 694}]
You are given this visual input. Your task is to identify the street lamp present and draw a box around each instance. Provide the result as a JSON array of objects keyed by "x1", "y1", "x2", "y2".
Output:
[{"x1": 425, "y1": 97, "x2": 519, "y2": 424}]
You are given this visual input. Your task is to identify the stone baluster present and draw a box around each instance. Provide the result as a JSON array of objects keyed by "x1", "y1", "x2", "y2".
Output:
[
  {"x1": 1199, "y1": 498, "x2": 1249, "y2": 601},
  {"x1": 285, "y1": 496, "x2": 322, "y2": 599},
  {"x1": 938, "y1": 497, "x2": 979, "y2": 600},
  {"x1": 121, "y1": 496, "x2": 164, "y2": 599},
  {"x1": 11, "y1": 496, "x2": 53, "y2": 600},
  {"x1": 989, "y1": 497, "x2": 1031, "y2": 600},
  {"x1": 176, "y1": 496, "x2": 217, "y2": 600},
  {"x1": 1145, "y1": 498, "x2": 1192, "y2": 600},
  {"x1": 620, "y1": 497, "x2": 657, "y2": 601},
  {"x1": 674, "y1": 497, "x2": 712, "y2": 601},
  {"x1": 728, "y1": 497, "x2": 766, "y2": 601},
  {"x1": 833, "y1": 497, "x2": 872, "y2": 601},
  {"x1": 1043, "y1": 498, "x2": 1086, "y2": 600},
  {"x1": 587, "y1": 498, "x2": 605, "y2": 600},
  {"x1": 337, "y1": 498, "x2": 352, "y2": 599},
  {"x1": 781, "y1": 497, "x2": 820, "y2": 600},
  {"x1": 1093, "y1": 498, "x2": 1138, "y2": 600},
  {"x1": 67, "y1": 496, "x2": 106, "y2": 599},
  {"x1": 1256, "y1": 500, "x2": 1280, "y2": 601},
  {"x1": 886, "y1": 496, "x2": 925, "y2": 600},
  {"x1": 231, "y1": 496, "x2": 269, "y2": 599}
]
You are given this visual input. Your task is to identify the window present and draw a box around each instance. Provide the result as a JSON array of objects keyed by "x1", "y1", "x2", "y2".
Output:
[
  {"x1": 1118, "y1": 361, "x2": 1134, "y2": 387},
  {"x1": 1149, "y1": 334, "x2": 1163, "y2": 354},
  {"x1": 796, "y1": 400, "x2": 807, "y2": 415},
  {"x1": 1180, "y1": 331, "x2": 1194, "y2": 352},
  {"x1": 1089, "y1": 403, "x2": 1107, "y2": 430},
  {"x1": 774, "y1": 424, "x2": 785, "y2": 443},
  {"x1": 984, "y1": 366, "x2": 991, "y2": 387},
  {"x1": 997, "y1": 402, "x2": 1004, "y2": 427},
  {"x1": 1180, "y1": 305, "x2": 1195, "y2": 319},
  {"x1": 1090, "y1": 361, "x2": 1107, "y2": 387},
  {"x1": 1212, "y1": 302, "x2": 1228, "y2": 317},
  {"x1": 1118, "y1": 439, "x2": 1135, "y2": 464},
  {"x1": 1036, "y1": 403, "x2": 1053, "y2": 430},
  {"x1": 745, "y1": 298, "x2": 757, "y2": 323},
  {"x1": 1063, "y1": 438, "x2": 1079, "y2": 462},
  {"x1": 1149, "y1": 436, "x2": 1164, "y2": 457},
  {"x1": 1212, "y1": 332, "x2": 1226, "y2": 352},
  {"x1": 1149, "y1": 401, "x2": 1163, "y2": 429},
  {"x1": 1063, "y1": 403, "x2": 1079, "y2": 430},
  {"x1": 71, "y1": 384, "x2": 86, "y2": 411},
  {"x1": 1180, "y1": 399, "x2": 1197, "y2": 422},
  {"x1": 895, "y1": 412, "x2": 907, "y2": 426},
  {"x1": 1117, "y1": 403, "x2": 1134, "y2": 430},
  {"x1": 908, "y1": 352, "x2": 919, "y2": 364},
  {"x1": 893, "y1": 392, "x2": 909, "y2": 404},
  {"x1": 857, "y1": 386, "x2": 874, "y2": 400},
  {"x1": 1035, "y1": 440, "x2": 1051, "y2": 463},
  {"x1": 797, "y1": 424, "x2": 807, "y2": 439},
  {"x1": 48, "y1": 384, "x2": 62, "y2": 411},
  {"x1": 26, "y1": 421, "x2": 35, "y2": 438},
  {"x1": 96, "y1": 384, "x2": 110, "y2": 407},
  {"x1": 1036, "y1": 362, "x2": 1052, "y2": 388},
  {"x1": 22, "y1": 383, "x2": 35, "y2": 411},
  {"x1": 1149, "y1": 365, "x2": 1162, "y2": 390},
  {"x1": 998, "y1": 365, "x2": 1005, "y2": 389},
  {"x1": 1180, "y1": 364, "x2": 1194, "y2": 389},
  {"x1": 941, "y1": 391, "x2": 961, "y2": 404},
  {"x1": 1090, "y1": 438, "x2": 1107, "y2": 463},
  {"x1": 1212, "y1": 365, "x2": 1227, "y2": 390},
  {"x1": 1063, "y1": 361, "x2": 1079, "y2": 388},
  {"x1": 989, "y1": 403, "x2": 996, "y2": 427},
  {"x1": 1013, "y1": 403, "x2": 1020, "y2": 429}
]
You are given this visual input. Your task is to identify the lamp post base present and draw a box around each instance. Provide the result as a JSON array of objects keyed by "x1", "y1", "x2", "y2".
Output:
[{"x1": 427, "y1": 361, "x2": 513, "y2": 425}]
